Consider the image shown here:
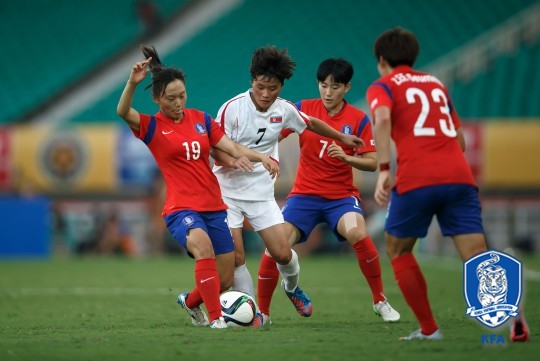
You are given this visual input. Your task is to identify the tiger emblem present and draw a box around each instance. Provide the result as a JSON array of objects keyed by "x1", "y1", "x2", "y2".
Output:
[{"x1": 476, "y1": 253, "x2": 508, "y2": 307}]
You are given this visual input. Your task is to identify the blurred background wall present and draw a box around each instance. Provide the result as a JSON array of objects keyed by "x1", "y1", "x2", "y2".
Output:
[{"x1": 0, "y1": 0, "x2": 539, "y2": 258}]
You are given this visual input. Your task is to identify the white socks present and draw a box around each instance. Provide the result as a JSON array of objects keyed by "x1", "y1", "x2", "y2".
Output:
[
  {"x1": 277, "y1": 249, "x2": 300, "y2": 292},
  {"x1": 233, "y1": 263, "x2": 256, "y2": 300}
]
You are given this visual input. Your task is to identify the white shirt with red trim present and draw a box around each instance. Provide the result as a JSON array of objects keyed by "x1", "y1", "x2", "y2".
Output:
[{"x1": 213, "y1": 89, "x2": 310, "y2": 201}]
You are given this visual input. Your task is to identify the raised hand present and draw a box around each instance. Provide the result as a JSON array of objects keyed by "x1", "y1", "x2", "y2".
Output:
[{"x1": 129, "y1": 57, "x2": 152, "y2": 84}]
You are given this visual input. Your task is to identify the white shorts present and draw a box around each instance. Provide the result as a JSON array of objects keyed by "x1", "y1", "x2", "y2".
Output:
[{"x1": 223, "y1": 197, "x2": 284, "y2": 231}]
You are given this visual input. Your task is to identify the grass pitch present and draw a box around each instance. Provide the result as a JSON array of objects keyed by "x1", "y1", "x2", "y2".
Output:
[{"x1": 0, "y1": 253, "x2": 538, "y2": 361}]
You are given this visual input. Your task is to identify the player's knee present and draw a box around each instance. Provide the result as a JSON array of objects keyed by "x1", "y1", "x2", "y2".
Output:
[
  {"x1": 234, "y1": 251, "x2": 246, "y2": 267},
  {"x1": 386, "y1": 241, "x2": 406, "y2": 259},
  {"x1": 347, "y1": 227, "x2": 367, "y2": 243},
  {"x1": 272, "y1": 249, "x2": 292, "y2": 265},
  {"x1": 190, "y1": 242, "x2": 215, "y2": 259}
]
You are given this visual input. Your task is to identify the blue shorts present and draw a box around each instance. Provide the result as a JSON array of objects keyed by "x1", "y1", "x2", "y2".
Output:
[
  {"x1": 282, "y1": 195, "x2": 365, "y2": 243},
  {"x1": 385, "y1": 184, "x2": 484, "y2": 238},
  {"x1": 164, "y1": 210, "x2": 234, "y2": 257}
]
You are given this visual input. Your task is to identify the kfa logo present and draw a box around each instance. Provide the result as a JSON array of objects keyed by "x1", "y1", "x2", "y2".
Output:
[
  {"x1": 464, "y1": 250, "x2": 522, "y2": 328},
  {"x1": 342, "y1": 125, "x2": 352, "y2": 135},
  {"x1": 194, "y1": 123, "x2": 207, "y2": 134},
  {"x1": 183, "y1": 216, "x2": 195, "y2": 226},
  {"x1": 481, "y1": 334, "x2": 505, "y2": 344}
]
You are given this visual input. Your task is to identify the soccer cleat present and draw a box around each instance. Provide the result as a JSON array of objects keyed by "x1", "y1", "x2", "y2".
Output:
[
  {"x1": 177, "y1": 293, "x2": 210, "y2": 326},
  {"x1": 250, "y1": 313, "x2": 272, "y2": 327},
  {"x1": 282, "y1": 280, "x2": 312, "y2": 317},
  {"x1": 373, "y1": 300, "x2": 401, "y2": 322},
  {"x1": 210, "y1": 317, "x2": 228, "y2": 329},
  {"x1": 400, "y1": 328, "x2": 443, "y2": 341},
  {"x1": 510, "y1": 315, "x2": 529, "y2": 342}
]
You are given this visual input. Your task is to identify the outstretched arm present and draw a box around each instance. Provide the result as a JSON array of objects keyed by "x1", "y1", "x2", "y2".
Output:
[
  {"x1": 117, "y1": 57, "x2": 152, "y2": 131},
  {"x1": 307, "y1": 116, "x2": 364, "y2": 148}
]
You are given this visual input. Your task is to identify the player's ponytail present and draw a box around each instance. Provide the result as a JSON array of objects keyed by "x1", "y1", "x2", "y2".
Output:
[
  {"x1": 141, "y1": 45, "x2": 163, "y2": 73},
  {"x1": 140, "y1": 45, "x2": 185, "y2": 97}
]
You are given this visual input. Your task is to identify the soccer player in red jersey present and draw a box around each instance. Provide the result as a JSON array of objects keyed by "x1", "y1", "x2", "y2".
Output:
[
  {"x1": 255, "y1": 58, "x2": 400, "y2": 323},
  {"x1": 117, "y1": 45, "x2": 278, "y2": 329},
  {"x1": 366, "y1": 27, "x2": 490, "y2": 340}
]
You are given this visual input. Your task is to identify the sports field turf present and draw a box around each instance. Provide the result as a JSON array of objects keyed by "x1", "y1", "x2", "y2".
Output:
[{"x1": 1, "y1": 254, "x2": 538, "y2": 360}]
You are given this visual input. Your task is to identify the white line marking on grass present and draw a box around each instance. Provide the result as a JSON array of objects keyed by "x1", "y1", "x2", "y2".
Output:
[{"x1": 0, "y1": 287, "x2": 178, "y2": 297}]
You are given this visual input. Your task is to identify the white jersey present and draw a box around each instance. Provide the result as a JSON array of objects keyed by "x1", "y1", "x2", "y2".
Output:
[{"x1": 213, "y1": 89, "x2": 309, "y2": 201}]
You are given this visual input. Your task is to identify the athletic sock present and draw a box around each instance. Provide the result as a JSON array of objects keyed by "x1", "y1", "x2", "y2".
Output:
[
  {"x1": 193, "y1": 258, "x2": 222, "y2": 322},
  {"x1": 277, "y1": 249, "x2": 300, "y2": 292},
  {"x1": 391, "y1": 253, "x2": 438, "y2": 335},
  {"x1": 257, "y1": 252, "x2": 280, "y2": 315},
  {"x1": 353, "y1": 236, "x2": 386, "y2": 303},
  {"x1": 233, "y1": 263, "x2": 256, "y2": 300}
]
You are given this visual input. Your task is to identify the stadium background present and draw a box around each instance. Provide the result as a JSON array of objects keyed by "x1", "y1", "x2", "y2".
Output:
[{"x1": 0, "y1": 0, "x2": 539, "y2": 259}]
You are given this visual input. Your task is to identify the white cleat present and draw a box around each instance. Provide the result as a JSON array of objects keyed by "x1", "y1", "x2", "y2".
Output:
[
  {"x1": 177, "y1": 293, "x2": 210, "y2": 326},
  {"x1": 262, "y1": 313, "x2": 272, "y2": 325},
  {"x1": 210, "y1": 317, "x2": 228, "y2": 329},
  {"x1": 400, "y1": 328, "x2": 443, "y2": 341},
  {"x1": 373, "y1": 300, "x2": 400, "y2": 322}
]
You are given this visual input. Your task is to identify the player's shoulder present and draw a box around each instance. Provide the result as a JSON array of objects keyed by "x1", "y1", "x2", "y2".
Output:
[{"x1": 297, "y1": 98, "x2": 321, "y2": 110}]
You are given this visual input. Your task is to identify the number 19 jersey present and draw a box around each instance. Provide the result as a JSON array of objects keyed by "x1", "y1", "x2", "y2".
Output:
[
  {"x1": 366, "y1": 65, "x2": 476, "y2": 194},
  {"x1": 212, "y1": 89, "x2": 310, "y2": 201}
]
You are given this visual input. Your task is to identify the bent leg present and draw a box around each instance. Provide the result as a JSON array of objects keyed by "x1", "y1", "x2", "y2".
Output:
[{"x1": 338, "y1": 212, "x2": 385, "y2": 303}]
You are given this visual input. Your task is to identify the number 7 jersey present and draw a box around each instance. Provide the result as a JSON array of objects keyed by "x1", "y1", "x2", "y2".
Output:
[
  {"x1": 366, "y1": 65, "x2": 476, "y2": 194},
  {"x1": 212, "y1": 89, "x2": 310, "y2": 201}
]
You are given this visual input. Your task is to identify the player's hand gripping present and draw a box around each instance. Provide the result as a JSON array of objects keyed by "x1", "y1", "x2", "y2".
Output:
[
  {"x1": 232, "y1": 156, "x2": 254, "y2": 172},
  {"x1": 341, "y1": 134, "x2": 365, "y2": 148},
  {"x1": 261, "y1": 157, "x2": 280, "y2": 179},
  {"x1": 129, "y1": 57, "x2": 152, "y2": 84},
  {"x1": 374, "y1": 171, "x2": 392, "y2": 206}
]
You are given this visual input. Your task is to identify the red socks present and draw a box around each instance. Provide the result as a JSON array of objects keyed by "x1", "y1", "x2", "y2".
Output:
[
  {"x1": 186, "y1": 258, "x2": 222, "y2": 322},
  {"x1": 353, "y1": 236, "x2": 386, "y2": 303},
  {"x1": 391, "y1": 253, "x2": 438, "y2": 335},
  {"x1": 257, "y1": 252, "x2": 280, "y2": 315}
]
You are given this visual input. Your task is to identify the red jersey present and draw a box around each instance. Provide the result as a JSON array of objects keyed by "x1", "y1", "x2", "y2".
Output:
[
  {"x1": 366, "y1": 66, "x2": 476, "y2": 194},
  {"x1": 133, "y1": 109, "x2": 227, "y2": 215},
  {"x1": 282, "y1": 99, "x2": 376, "y2": 199}
]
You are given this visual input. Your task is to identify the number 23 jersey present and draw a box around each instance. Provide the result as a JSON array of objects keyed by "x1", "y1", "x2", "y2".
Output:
[{"x1": 366, "y1": 65, "x2": 476, "y2": 194}]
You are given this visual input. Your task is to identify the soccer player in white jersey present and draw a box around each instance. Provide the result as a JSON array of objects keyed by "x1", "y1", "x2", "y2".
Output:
[{"x1": 212, "y1": 46, "x2": 363, "y2": 325}]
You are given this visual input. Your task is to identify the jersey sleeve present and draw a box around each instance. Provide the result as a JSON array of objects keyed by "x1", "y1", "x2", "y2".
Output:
[
  {"x1": 208, "y1": 114, "x2": 226, "y2": 146},
  {"x1": 356, "y1": 115, "x2": 377, "y2": 154},
  {"x1": 132, "y1": 113, "x2": 151, "y2": 140},
  {"x1": 280, "y1": 128, "x2": 294, "y2": 139},
  {"x1": 283, "y1": 101, "x2": 310, "y2": 134},
  {"x1": 366, "y1": 81, "x2": 393, "y2": 119}
]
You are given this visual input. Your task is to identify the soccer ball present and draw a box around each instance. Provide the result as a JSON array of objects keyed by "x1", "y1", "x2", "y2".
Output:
[{"x1": 220, "y1": 290, "x2": 256, "y2": 327}]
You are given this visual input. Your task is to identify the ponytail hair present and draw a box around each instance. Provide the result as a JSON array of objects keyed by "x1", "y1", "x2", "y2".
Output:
[{"x1": 140, "y1": 44, "x2": 186, "y2": 98}]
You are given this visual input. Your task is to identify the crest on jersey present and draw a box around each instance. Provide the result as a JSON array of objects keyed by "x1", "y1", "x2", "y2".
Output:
[
  {"x1": 194, "y1": 123, "x2": 207, "y2": 134},
  {"x1": 342, "y1": 125, "x2": 353, "y2": 135},
  {"x1": 183, "y1": 216, "x2": 195, "y2": 226},
  {"x1": 464, "y1": 250, "x2": 522, "y2": 328},
  {"x1": 270, "y1": 116, "x2": 283, "y2": 123}
]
